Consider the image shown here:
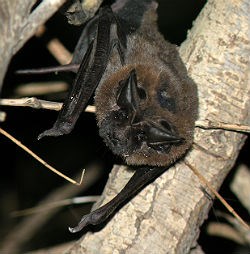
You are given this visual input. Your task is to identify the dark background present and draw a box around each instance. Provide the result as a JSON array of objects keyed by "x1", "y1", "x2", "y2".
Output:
[{"x1": 0, "y1": 0, "x2": 249, "y2": 253}]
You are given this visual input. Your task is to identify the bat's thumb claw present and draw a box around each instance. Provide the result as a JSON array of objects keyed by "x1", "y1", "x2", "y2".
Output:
[
  {"x1": 68, "y1": 201, "x2": 114, "y2": 233},
  {"x1": 68, "y1": 226, "x2": 81, "y2": 233},
  {"x1": 37, "y1": 130, "x2": 54, "y2": 140},
  {"x1": 37, "y1": 126, "x2": 68, "y2": 140},
  {"x1": 37, "y1": 131, "x2": 47, "y2": 140},
  {"x1": 68, "y1": 215, "x2": 90, "y2": 233}
]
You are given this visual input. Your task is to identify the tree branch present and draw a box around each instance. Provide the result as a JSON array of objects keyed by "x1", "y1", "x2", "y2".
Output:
[
  {"x1": 0, "y1": 0, "x2": 249, "y2": 253},
  {"x1": 0, "y1": 0, "x2": 68, "y2": 88},
  {"x1": 64, "y1": 0, "x2": 250, "y2": 253}
]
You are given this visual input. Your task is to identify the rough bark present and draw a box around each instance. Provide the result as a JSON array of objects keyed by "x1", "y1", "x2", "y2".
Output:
[
  {"x1": 0, "y1": 0, "x2": 102, "y2": 90},
  {"x1": 64, "y1": 0, "x2": 250, "y2": 253},
  {"x1": 0, "y1": 0, "x2": 69, "y2": 89}
]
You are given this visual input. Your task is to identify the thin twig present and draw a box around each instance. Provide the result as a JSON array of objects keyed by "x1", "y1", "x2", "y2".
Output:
[
  {"x1": 2, "y1": 97, "x2": 249, "y2": 133},
  {"x1": 213, "y1": 211, "x2": 250, "y2": 244},
  {"x1": 35, "y1": 25, "x2": 72, "y2": 65},
  {"x1": 12, "y1": 196, "x2": 100, "y2": 217},
  {"x1": 207, "y1": 222, "x2": 246, "y2": 245},
  {"x1": 196, "y1": 120, "x2": 250, "y2": 133},
  {"x1": 1, "y1": 96, "x2": 250, "y2": 133},
  {"x1": 47, "y1": 38, "x2": 72, "y2": 65},
  {"x1": 0, "y1": 127, "x2": 84, "y2": 185},
  {"x1": 14, "y1": 82, "x2": 68, "y2": 96},
  {"x1": 230, "y1": 164, "x2": 250, "y2": 213},
  {"x1": 185, "y1": 161, "x2": 250, "y2": 231},
  {"x1": 1, "y1": 162, "x2": 103, "y2": 253},
  {"x1": 0, "y1": 97, "x2": 96, "y2": 113},
  {"x1": 0, "y1": 111, "x2": 6, "y2": 122},
  {"x1": 13, "y1": 0, "x2": 68, "y2": 56}
]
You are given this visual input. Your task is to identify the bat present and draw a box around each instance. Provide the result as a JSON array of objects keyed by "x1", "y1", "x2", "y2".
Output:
[{"x1": 18, "y1": 0, "x2": 198, "y2": 233}]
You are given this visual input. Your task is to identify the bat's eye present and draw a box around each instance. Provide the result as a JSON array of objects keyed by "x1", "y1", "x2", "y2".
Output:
[
  {"x1": 157, "y1": 88, "x2": 176, "y2": 113},
  {"x1": 137, "y1": 87, "x2": 147, "y2": 100}
]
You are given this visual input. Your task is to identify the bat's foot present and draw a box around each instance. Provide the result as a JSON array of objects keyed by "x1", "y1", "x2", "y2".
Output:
[
  {"x1": 68, "y1": 214, "x2": 91, "y2": 233},
  {"x1": 38, "y1": 123, "x2": 73, "y2": 140},
  {"x1": 68, "y1": 203, "x2": 115, "y2": 233},
  {"x1": 38, "y1": 128, "x2": 64, "y2": 140}
]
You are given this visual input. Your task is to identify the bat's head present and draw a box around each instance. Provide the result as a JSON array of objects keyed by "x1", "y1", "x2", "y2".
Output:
[{"x1": 95, "y1": 65, "x2": 198, "y2": 167}]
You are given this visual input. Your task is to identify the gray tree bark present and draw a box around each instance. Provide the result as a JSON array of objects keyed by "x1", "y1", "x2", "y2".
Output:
[
  {"x1": 0, "y1": 0, "x2": 68, "y2": 88},
  {"x1": 0, "y1": 0, "x2": 249, "y2": 253},
  {"x1": 65, "y1": 0, "x2": 250, "y2": 253}
]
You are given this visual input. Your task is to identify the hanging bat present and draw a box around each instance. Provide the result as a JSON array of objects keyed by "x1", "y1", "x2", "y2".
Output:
[{"x1": 17, "y1": 0, "x2": 198, "y2": 233}]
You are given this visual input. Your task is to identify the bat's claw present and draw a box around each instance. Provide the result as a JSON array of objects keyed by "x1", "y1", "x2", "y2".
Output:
[
  {"x1": 68, "y1": 212, "x2": 97, "y2": 233},
  {"x1": 38, "y1": 129, "x2": 62, "y2": 140},
  {"x1": 68, "y1": 217, "x2": 89, "y2": 233},
  {"x1": 68, "y1": 204, "x2": 114, "y2": 233},
  {"x1": 38, "y1": 122, "x2": 73, "y2": 140}
]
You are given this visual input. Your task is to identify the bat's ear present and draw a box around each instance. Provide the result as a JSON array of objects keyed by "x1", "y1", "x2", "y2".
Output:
[{"x1": 116, "y1": 69, "x2": 146, "y2": 112}]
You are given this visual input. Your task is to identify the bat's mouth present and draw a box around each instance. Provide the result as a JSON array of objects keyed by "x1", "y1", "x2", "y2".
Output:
[{"x1": 99, "y1": 111, "x2": 185, "y2": 163}]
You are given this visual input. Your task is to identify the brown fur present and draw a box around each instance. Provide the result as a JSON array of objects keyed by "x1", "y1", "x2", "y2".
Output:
[{"x1": 95, "y1": 24, "x2": 198, "y2": 166}]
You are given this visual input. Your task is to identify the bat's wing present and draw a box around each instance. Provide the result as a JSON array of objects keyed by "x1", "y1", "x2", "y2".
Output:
[
  {"x1": 71, "y1": 0, "x2": 157, "y2": 65},
  {"x1": 69, "y1": 165, "x2": 167, "y2": 232},
  {"x1": 38, "y1": 7, "x2": 126, "y2": 138},
  {"x1": 15, "y1": 10, "x2": 98, "y2": 75},
  {"x1": 69, "y1": 66, "x2": 186, "y2": 232},
  {"x1": 16, "y1": 0, "x2": 156, "y2": 75},
  {"x1": 112, "y1": 0, "x2": 157, "y2": 33}
]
